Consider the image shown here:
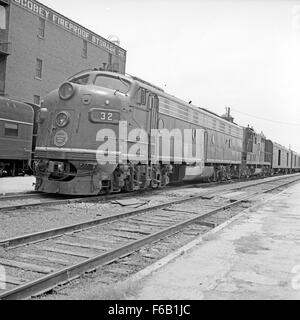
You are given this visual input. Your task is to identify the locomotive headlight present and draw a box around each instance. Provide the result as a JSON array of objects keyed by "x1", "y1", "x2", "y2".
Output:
[
  {"x1": 105, "y1": 100, "x2": 110, "y2": 106},
  {"x1": 59, "y1": 83, "x2": 75, "y2": 100},
  {"x1": 56, "y1": 111, "x2": 70, "y2": 127}
]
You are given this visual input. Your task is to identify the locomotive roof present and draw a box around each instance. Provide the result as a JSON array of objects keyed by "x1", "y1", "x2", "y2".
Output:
[
  {"x1": 133, "y1": 80, "x2": 243, "y2": 131},
  {"x1": 65, "y1": 70, "x2": 242, "y2": 132},
  {"x1": 62, "y1": 70, "x2": 298, "y2": 153}
]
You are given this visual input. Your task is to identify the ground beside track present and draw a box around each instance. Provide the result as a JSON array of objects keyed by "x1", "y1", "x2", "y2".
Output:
[
  {"x1": 126, "y1": 182, "x2": 300, "y2": 300},
  {"x1": 0, "y1": 177, "x2": 35, "y2": 194}
]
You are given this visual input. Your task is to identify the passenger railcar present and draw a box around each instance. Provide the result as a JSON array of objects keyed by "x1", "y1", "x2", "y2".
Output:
[{"x1": 0, "y1": 97, "x2": 34, "y2": 176}]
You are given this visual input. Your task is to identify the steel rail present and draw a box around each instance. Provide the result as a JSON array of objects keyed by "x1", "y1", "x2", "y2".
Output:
[
  {"x1": 0, "y1": 173, "x2": 296, "y2": 212},
  {"x1": 1, "y1": 174, "x2": 299, "y2": 249},
  {"x1": 0, "y1": 174, "x2": 299, "y2": 300},
  {"x1": 0, "y1": 188, "x2": 152, "y2": 212},
  {"x1": 0, "y1": 178, "x2": 193, "y2": 212}
]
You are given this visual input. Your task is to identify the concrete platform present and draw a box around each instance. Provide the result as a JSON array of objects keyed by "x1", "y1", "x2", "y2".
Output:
[
  {"x1": 130, "y1": 182, "x2": 300, "y2": 300},
  {"x1": 0, "y1": 176, "x2": 35, "y2": 195}
]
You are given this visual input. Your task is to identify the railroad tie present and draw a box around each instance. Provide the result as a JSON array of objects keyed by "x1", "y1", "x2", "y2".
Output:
[
  {"x1": 0, "y1": 275, "x2": 27, "y2": 286},
  {"x1": 55, "y1": 240, "x2": 108, "y2": 251},
  {"x1": 0, "y1": 259, "x2": 55, "y2": 274},
  {"x1": 40, "y1": 247, "x2": 93, "y2": 258}
]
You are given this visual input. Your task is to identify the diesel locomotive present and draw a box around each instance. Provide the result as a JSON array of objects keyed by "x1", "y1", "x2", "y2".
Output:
[{"x1": 33, "y1": 70, "x2": 300, "y2": 195}]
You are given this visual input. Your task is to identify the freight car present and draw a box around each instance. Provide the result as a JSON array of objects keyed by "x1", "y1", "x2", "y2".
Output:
[
  {"x1": 272, "y1": 142, "x2": 292, "y2": 174},
  {"x1": 291, "y1": 151, "x2": 300, "y2": 172},
  {"x1": 272, "y1": 143, "x2": 300, "y2": 174},
  {"x1": 0, "y1": 97, "x2": 34, "y2": 177},
  {"x1": 33, "y1": 70, "x2": 300, "y2": 195}
]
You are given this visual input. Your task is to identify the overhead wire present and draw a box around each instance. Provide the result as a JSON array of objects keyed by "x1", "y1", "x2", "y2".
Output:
[{"x1": 230, "y1": 108, "x2": 300, "y2": 127}]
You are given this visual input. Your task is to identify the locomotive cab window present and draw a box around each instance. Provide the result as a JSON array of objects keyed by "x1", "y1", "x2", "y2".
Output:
[
  {"x1": 5, "y1": 123, "x2": 18, "y2": 137},
  {"x1": 148, "y1": 93, "x2": 156, "y2": 109},
  {"x1": 149, "y1": 95, "x2": 154, "y2": 108},
  {"x1": 94, "y1": 75, "x2": 130, "y2": 94}
]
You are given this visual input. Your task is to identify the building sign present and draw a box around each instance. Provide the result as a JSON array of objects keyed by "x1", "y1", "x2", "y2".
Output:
[{"x1": 12, "y1": 0, "x2": 126, "y2": 58}]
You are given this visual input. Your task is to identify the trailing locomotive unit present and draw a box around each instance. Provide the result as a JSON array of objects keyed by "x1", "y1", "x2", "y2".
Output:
[
  {"x1": 241, "y1": 126, "x2": 273, "y2": 177},
  {"x1": 34, "y1": 70, "x2": 244, "y2": 195},
  {"x1": 0, "y1": 97, "x2": 34, "y2": 177}
]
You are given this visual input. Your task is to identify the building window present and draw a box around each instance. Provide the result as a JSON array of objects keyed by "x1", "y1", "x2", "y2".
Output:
[
  {"x1": 82, "y1": 40, "x2": 87, "y2": 58},
  {"x1": 278, "y1": 150, "x2": 281, "y2": 166},
  {"x1": 108, "y1": 53, "x2": 113, "y2": 71},
  {"x1": 0, "y1": 5, "x2": 6, "y2": 29},
  {"x1": 38, "y1": 18, "x2": 45, "y2": 38},
  {"x1": 36, "y1": 59, "x2": 43, "y2": 79},
  {"x1": 34, "y1": 95, "x2": 41, "y2": 105},
  {"x1": 5, "y1": 123, "x2": 18, "y2": 137},
  {"x1": 112, "y1": 63, "x2": 119, "y2": 72}
]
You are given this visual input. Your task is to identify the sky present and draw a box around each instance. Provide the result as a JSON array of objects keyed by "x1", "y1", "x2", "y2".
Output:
[{"x1": 41, "y1": 0, "x2": 300, "y2": 152}]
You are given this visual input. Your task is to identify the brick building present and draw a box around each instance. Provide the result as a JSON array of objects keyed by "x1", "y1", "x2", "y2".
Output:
[{"x1": 0, "y1": 0, "x2": 127, "y2": 104}]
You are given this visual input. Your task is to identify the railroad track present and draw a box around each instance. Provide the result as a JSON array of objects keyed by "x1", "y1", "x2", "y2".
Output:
[
  {"x1": 0, "y1": 178, "x2": 239, "y2": 212},
  {"x1": 0, "y1": 173, "x2": 297, "y2": 248},
  {"x1": 0, "y1": 189, "x2": 154, "y2": 212},
  {"x1": 0, "y1": 173, "x2": 299, "y2": 300},
  {"x1": 0, "y1": 173, "x2": 290, "y2": 212},
  {"x1": 0, "y1": 179, "x2": 206, "y2": 212},
  {"x1": 0, "y1": 192, "x2": 78, "y2": 211}
]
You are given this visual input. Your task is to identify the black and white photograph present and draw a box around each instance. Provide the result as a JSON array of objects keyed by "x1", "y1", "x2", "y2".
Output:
[{"x1": 0, "y1": 0, "x2": 300, "y2": 306}]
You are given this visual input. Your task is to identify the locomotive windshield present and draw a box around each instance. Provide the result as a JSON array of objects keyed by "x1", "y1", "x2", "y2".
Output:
[
  {"x1": 70, "y1": 74, "x2": 90, "y2": 85},
  {"x1": 94, "y1": 75, "x2": 130, "y2": 94}
]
